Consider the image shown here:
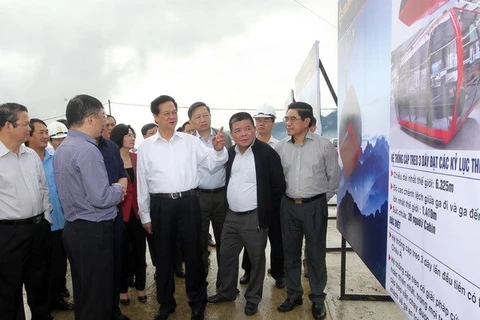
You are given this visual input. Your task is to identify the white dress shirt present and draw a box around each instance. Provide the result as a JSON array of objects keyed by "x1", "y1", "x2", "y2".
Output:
[
  {"x1": 226, "y1": 145, "x2": 257, "y2": 212},
  {"x1": 195, "y1": 128, "x2": 226, "y2": 189},
  {"x1": 267, "y1": 136, "x2": 279, "y2": 147},
  {"x1": 0, "y1": 142, "x2": 51, "y2": 222},
  {"x1": 137, "y1": 131, "x2": 228, "y2": 224}
]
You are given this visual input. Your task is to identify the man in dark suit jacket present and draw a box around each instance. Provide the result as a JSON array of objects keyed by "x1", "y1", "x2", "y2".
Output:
[{"x1": 207, "y1": 112, "x2": 286, "y2": 316}]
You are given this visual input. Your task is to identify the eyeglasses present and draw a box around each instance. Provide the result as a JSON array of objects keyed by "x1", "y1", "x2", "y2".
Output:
[
  {"x1": 283, "y1": 116, "x2": 302, "y2": 123},
  {"x1": 255, "y1": 118, "x2": 274, "y2": 123}
]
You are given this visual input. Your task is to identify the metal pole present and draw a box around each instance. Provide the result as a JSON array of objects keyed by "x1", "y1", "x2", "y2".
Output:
[
  {"x1": 319, "y1": 58, "x2": 338, "y2": 106},
  {"x1": 108, "y1": 99, "x2": 112, "y2": 115},
  {"x1": 340, "y1": 236, "x2": 347, "y2": 299}
]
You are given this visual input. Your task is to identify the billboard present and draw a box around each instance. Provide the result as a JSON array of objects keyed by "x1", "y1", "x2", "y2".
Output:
[
  {"x1": 338, "y1": 0, "x2": 480, "y2": 319},
  {"x1": 295, "y1": 41, "x2": 322, "y2": 134}
]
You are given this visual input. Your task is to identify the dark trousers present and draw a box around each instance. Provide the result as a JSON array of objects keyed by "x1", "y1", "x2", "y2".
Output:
[
  {"x1": 281, "y1": 195, "x2": 328, "y2": 303},
  {"x1": 50, "y1": 229, "x2": 67, "y2": 299},
  {"x1": 196, "y1": 190, "x2": 226, "y2": 279},
  {"x1": 112, "y1": 213, "x2": 124, "y2": 319},
  {"x1": 63, "y1": 219, "x2": 114, "y2": 320},
  {"x1": 120, "y1": 212, "x2": 147, "y2": 293},
  {"x1": 218, "y1": 210, "x2": 268, "y2": 305},
  {"x1": 150, "y1": 195, "x2": 206, "y2": 311},
  {"x1": 146, "y1": 233, "x2": 183, "y2": 269},
  {"x1": 0, "y1": 219, "x2": 52, "y2": 320},
  {"x1": 241, "y1": 207, "x2": 284, "y2": 279}
]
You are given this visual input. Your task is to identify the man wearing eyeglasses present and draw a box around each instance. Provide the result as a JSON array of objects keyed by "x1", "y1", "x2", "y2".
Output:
[
  {"x1": 137, "y1": 95, "x2": 227, "y2": 320},
  {"x1": 238, "y1": 104, "x2": 286, "y2": 289},
  {"x1": 54, "y1": 95, "x2": 126, "y2": 320},
  {"x1": 0, "y1": 103, "x2": 53, "y2": 320},
  {"x1": 275, "y1": 102, "x2": 340, "y2": 320}
]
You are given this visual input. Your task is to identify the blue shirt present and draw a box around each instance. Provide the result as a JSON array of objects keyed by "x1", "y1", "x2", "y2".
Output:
[
  {"x1": 43, "y1": 150, "x2": 66, "y2": 231},
  {"x1": 195, "y1": 128, "x2": 226, "y2": 189},
  {"x1": 97, "y1": 137, "x2": 126, "y2": 185},
  {"x1": 54, "y1": 130, "x2": 123, "y2": 222}
]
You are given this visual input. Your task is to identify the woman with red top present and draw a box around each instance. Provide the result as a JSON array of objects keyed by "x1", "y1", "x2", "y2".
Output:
[{"x1": 110, "y1": 124, "x2": 147, "y2": 305}]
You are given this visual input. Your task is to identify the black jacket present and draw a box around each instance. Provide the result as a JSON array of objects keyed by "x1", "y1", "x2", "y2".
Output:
[{"x1": 225, "y1": 139, "x2": 286, "y2": 228}]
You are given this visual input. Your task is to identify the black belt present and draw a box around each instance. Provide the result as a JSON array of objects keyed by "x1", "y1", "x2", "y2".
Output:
[
  {"x1": 150, "y1": 189, "x2": 196, "y2": 200},
  {"x1": 196, "y1": 186, "x2": 226, "y2": 194},
  {"x1": 231, "y1": 209, "x2": 257, "y2": 215},
  {"x1": 0, "y1": 213, "x2": 45, "y2": 226},
  {"x1": 286, "y1": 193, "x2": 325, "y2": 205}
]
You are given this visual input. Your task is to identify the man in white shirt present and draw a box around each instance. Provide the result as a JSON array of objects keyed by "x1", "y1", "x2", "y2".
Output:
[
  {"x1": 239, "y1": 103, "x2": 286, "y2": 289},
  {"x1": 188, "y1": 101, "x2": 232, "y2": 285},
  {"x1": 0, "y1": 103, "x2": 53, "y2": 320},
  {"x1": 137, "y1": 95, "x2": 227, "y2": 320},
  {"x1": 207, "y1": 112, "x2": 285, "y2": 316}
]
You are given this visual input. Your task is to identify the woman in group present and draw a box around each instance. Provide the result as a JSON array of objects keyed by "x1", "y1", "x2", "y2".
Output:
[{"x1": 110, "y1": 124, "x2": 147, "y2": 305}]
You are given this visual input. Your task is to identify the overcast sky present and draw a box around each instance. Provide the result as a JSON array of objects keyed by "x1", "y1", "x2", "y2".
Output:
[{"x1": 0, "y1": 0, "x2": 338, "y2": 134}]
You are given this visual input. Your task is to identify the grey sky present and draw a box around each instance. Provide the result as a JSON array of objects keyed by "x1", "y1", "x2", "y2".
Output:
[{"x1": 0, "y1": 0, "x2": 338, "y2": 128}]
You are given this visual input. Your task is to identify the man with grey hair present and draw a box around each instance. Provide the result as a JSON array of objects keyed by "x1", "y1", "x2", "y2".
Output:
[{"x1": 0, "y1": 103, "x2": 52, "y2": 320}]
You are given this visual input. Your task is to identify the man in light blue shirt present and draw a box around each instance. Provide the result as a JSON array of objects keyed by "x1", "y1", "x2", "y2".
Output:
[
  {"x1": 188, "y1": 101, "x2": 232, "y2": 286},
  {"x1": 26, "y1": 118, "x2": 73, "y2": 311}
]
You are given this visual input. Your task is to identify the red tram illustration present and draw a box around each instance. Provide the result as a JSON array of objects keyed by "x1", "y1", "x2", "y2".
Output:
[{"x1": 395, "y1": 6, "x2": 480, "y2": 144}]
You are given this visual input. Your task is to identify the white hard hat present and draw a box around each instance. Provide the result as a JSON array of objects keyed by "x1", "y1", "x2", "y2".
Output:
[
  {"x1": 47, "y1": 121, "x2": 68, "y2": 139},
  {"x1": 253, "y1": 103, "x2": 276, "y2": 119}
]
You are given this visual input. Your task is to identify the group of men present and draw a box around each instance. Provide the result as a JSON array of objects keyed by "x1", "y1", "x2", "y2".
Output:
[{"x1": 0, "y1": 94, "x2": 340, "y2": 320}]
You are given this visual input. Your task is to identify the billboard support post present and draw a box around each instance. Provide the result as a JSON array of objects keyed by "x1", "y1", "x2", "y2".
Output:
[{"x1": 339, "y1": 237, "x2": 392, "y2": 301}]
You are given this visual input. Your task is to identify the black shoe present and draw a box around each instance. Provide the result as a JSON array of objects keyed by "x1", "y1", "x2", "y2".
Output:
[
  {"x1": 312, "y1": 302, "x2": 327, "y2": 319},
  {"x1": 244, "y1": 301, "x2": 258, "y2": 316},
  {"x1": 114, "y1": 314, "x2": 131, "y2": 320},
  {"x1": 154, "y1": 305, "x2": 176, "y2": 320},
  {"x1": 207, "y1": 293, "x2": 235, "y2": 303},
  {"x1": 127, "y1": 276, "x2": 135, "y2": 287},
  {"x1": 275, "y1": 277, "x2": 286, "y2": 289},
  {"x1": 277, "y1": 297, "x2": 303, "y2": 312},
  {"x1": 191, "y1": 310, "x2": 205, "y2": 320},
  {"x1": 239, "y1": 272, "x2": 250, "y2": 284},
  {"x1": 175, "y1": 266, "x2": 186, "y2": 278},
  {"x1": 119, "y1": 298, "x2": 130, "y2": 306},
  {"x1": 60, "y1": 287, "x2": 70, "y2": 298},
  {"x1": 138, "y1": 295, "x2": 148, "y2": 303},
  {"x1": 51, "y1": 298, "x2": 74, "y2": 311}
]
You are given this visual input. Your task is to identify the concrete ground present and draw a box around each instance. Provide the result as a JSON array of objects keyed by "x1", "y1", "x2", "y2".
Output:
[{"x1": 26, "y1": 204, "x2": 406, "y2": 320}]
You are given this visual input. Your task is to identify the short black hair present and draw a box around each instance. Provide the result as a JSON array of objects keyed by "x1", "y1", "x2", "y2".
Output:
[
  {"x1": 110, "y1": 124, "x2": 136, "y2": 149},
  {"x1": 229, "y1": 112, "x2": 254, "y2": 131},
  {"x1": 29, "y1": 118, "x2": 47, "y2": 136},
  {"x1": 65, "y1": 95, "x2": 104, "y2": 127},
  {"x1": 176, "y1": 127, "x2": 184, "y2": 132},
  {"x1": 106, "y1": 114, "x2": 116, "y2": 124},
  {"x1": 57, "y1": 118, "x2": 69, "y2": 128},
  {"x1": 287, "y1": 102, "x2": 314, "y2": 127},
  {"x1": 0, "y1": 103, "x2": 28, "y2": 128},
  {"x1": 181, "y1": 121, "x2": 191, "y2": 131},
  {"x1": 25, "y1": 118, "x2": 47, "y2": 146},
  {"x1": 311, "y1": 116, "x2": 317, "y2": 127},
  {"x1": 141, "y1": 123, "x2": 157, "y2": 136},
  {"x1": 150, "y1": 95, "x2": 177, "y2": 115},
  {"x1": 188, "y1": 102, "x2": 210, "y2": 119}
]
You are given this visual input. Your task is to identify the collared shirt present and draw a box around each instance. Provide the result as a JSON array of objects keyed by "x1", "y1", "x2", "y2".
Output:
[
  {"x1": 267, "y1": 135, "x2": 279, "y2": 147},
  {"x1": 137, "y1": 131, "x2": 228, "y2": 224},
  {"x1": 275, "y1": 131, "x2": 340, "y2": 200},
  {"x1": 226, "y1": 144, "x2": 257, "y2": 212},
  {"x1": 54, "y1": 130, "x2": 123, "y2": 222},
  {"x1": 43, "y1": 150, "x2": 65, "y2": 231},
  {"x1": 0, "y1": 142, "x2": 51, "y2": 221},
  {"x1": 194, "y1": 128, "x2": 226, "y2": 189},
  {"x1": 97, "y1": 137, "x2": 127, "y2": 185}
]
